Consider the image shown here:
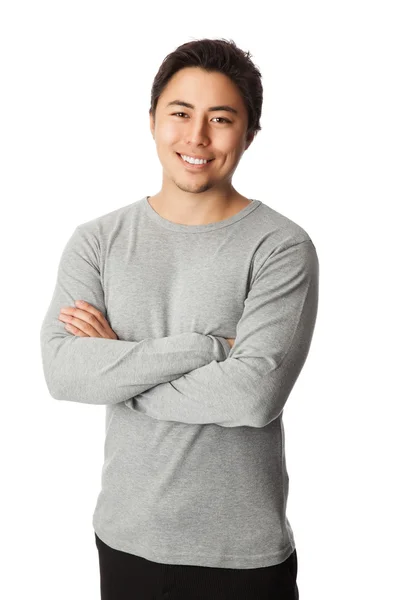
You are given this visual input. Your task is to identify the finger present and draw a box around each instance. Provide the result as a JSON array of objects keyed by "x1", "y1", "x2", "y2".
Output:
[
  {"x1": 63, "y1": 322, "x2": 90, "y2": 337},
  {"x1": 59, "y1": 306, "x2": 107, "y2": 337},
  {"x1": 63, "y1": 301, "x2": 115, "y2": 337},
  {"x1": 75, "y1": 300, "x2": 118, "y2": 339},
  {"x1": 59, "y1": 313, "x2": 104, "y2": 337},
  {"x1": 74, "y1": 300, "x2": 109, "y2": 326},
  {"x1": 76, "y1": 301, "x2": 117, "y2": 338}
]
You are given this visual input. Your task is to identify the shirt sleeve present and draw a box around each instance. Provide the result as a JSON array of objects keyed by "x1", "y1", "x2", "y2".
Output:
[
  {"x1": 125, "y1": 239, "x2": 319, "y2": 427},
  {"x1": 40, "y1": 225, "x2": 230, "y2": 405}
]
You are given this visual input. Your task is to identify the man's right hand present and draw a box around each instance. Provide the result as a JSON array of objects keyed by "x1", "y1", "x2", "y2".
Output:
[{"x1": 226, "y1": 338, "x2": 236, "y2": 348}]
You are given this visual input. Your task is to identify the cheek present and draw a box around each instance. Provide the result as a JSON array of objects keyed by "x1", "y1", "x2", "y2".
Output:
[
  {"x1": 227, "y1": 139, "x2": 244, "y2": 160},
  {"x1": 156, "y1": 122, "x2": 180, "y2": 145},
  {"x1": 219, "y1": 133, "x2": 243, "y2": 156}
]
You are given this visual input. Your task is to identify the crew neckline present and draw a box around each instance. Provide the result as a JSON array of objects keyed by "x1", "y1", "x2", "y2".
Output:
[{"x1": 142, "y1": 196, "x2": 261, "y2": 233}]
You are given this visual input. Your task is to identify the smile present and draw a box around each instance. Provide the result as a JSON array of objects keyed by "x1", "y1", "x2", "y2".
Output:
[{"x1": 176, "y1": 153, "x2": 214, "y2": 170}]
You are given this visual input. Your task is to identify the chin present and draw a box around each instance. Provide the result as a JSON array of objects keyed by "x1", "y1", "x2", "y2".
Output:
[{"x1": 175, "y1": 180, "x2": 214, "y2": 194}]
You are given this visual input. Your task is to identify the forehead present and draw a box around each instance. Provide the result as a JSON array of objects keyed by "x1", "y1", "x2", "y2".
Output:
[{"x1": 159, "y1": 67, "x2": 245, "y2": 112}]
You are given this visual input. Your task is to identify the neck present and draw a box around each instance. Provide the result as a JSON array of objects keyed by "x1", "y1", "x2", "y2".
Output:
[{"x1": 147, "y1": 191, "x2": 251, "y2": 226}]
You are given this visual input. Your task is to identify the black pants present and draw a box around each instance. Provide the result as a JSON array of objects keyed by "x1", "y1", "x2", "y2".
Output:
[{"x1": 95, "y1": 532, "x2": 299, "y2": 599}]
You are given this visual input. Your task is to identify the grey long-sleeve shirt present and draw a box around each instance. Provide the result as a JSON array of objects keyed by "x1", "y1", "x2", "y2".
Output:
[{"x1": 40, "y1": 195, "x2": 319, "y2": 569}]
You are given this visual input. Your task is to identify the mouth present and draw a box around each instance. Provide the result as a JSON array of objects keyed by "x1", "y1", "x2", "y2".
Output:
[{"x1": 176, "y1": 153, "x2": 214, "y2": 170}]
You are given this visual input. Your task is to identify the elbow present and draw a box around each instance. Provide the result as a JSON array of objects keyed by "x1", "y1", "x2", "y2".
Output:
[
  {"x1": 40, "y1": 330, "x2": 71, "y2": 401},
  {"x1": 40, "y1": 347, "x2": 63, "y2": 400},
  {"x1": 41, "y1": 356, "x2": 86, "y2": 403},
  {"x1": 252, "y1": 399, "x2": 287, "y2": 428},
  {"x1": 41, "y1": 367, "x2": 61, "y2": 400},
  {"x1": 40, "y1": 335, "x2": 102, "y2": 405},
  {"x1": 253, "y1": 366, "x2": 304, "y2": 427}
]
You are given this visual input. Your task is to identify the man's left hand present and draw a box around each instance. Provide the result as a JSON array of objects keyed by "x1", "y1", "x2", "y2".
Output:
[{"x1": 58, "y1": 300, "x2": 118, "y2": 339}]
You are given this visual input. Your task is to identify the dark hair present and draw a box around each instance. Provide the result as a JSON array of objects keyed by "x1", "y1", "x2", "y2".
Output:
[{"x1": 149, "y1": 38, "x2": 263, "y2": 139}]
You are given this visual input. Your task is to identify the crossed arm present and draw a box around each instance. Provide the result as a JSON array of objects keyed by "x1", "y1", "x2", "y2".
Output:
[
  {"x1": 40, "y1": 225, "x2": 231, "y2": 406},
  {"x1": 40, "y1": 225, "x2": 319, "y2": 428},
  {"x1": 125, "y1": 238, "x2": 319, "y2": 427}
]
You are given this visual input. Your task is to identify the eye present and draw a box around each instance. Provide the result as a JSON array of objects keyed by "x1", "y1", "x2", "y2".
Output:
[{"x1": 171, "y1": 113, "x2": 231, "y2": 124}]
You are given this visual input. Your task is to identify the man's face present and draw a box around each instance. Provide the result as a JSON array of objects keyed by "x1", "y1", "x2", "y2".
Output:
[{"x1": 149, "y1": 67, "x2": 254, "y2": 195}]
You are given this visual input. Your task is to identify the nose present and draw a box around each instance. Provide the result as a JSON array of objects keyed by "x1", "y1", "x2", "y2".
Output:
[{"x1": 185, "y1": 116, "x2": 211, "y2": 146}]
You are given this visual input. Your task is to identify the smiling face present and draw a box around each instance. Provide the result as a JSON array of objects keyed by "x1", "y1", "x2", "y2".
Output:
[{"x1": 149, "y1": 67, "x2": 254, "y2": 197}]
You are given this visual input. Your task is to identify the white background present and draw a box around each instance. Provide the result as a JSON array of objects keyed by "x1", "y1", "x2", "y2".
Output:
[{"x1": 1, "y1": 1, "x2": 399, "y2": 598}]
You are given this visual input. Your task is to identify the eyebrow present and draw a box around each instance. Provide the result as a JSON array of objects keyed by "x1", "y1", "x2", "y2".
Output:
[{"x1": 166, "y1": 100, "x2": 239, "y2": 115}]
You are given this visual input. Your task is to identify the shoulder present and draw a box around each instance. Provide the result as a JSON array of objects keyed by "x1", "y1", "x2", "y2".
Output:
[
  {"x1": 248, "y1": 200, "x2": 318, "y2": 278},
  {"x1": 76, "y1": 198, "x2": 143, "y2": 235},
  {"x1": 71, "y1": 197, "x2": 146, "y2": 253},
  {"x1": 252, "y1": 200, "x2": 314, "y2": 245}
]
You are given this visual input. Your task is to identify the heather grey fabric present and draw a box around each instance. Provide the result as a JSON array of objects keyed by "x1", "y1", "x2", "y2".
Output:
[{"x1": 40, "y1": 196, "x2": 319, "y2": 569}]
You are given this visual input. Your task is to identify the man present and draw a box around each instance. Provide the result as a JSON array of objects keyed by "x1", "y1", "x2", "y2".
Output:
[{"x1": 40, "y1": 38, "x2": 318, "y2": 599}]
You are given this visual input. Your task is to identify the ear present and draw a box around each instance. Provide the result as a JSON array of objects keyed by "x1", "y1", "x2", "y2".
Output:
[
  {"x1": 149, "y1": 111, "x2": 155, "y2": 139},
  {"x1": 244, "y1": 131, "x2": 255, "y2": 151}
]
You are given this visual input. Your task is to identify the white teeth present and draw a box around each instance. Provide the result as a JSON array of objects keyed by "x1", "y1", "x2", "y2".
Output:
[{"x1": 180, "y1": 154, "x2": 210, "y2": 165}]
